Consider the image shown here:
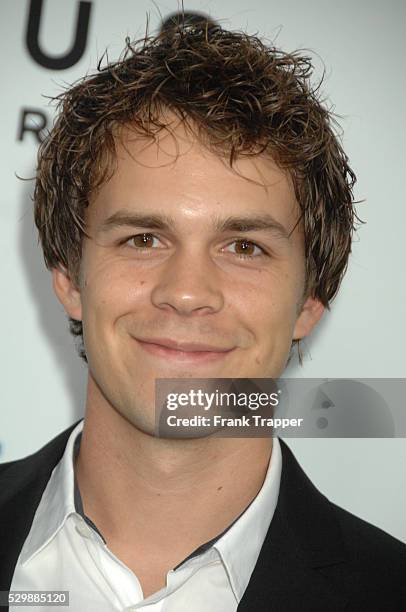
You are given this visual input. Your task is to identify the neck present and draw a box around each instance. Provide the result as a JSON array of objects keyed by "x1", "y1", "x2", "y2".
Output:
[{"x1": 75, "y1": 375, "x2": 273, "y2": 583}]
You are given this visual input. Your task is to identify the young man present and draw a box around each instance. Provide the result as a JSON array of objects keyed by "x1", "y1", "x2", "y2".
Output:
[{"x1": 1, "y1": 21, "x2": 405, "y2": 611}]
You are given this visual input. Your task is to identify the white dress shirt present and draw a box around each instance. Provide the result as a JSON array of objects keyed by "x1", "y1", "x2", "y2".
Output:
[{"x1": 10, "y1": 421, "x2": 282, "y2": 612}]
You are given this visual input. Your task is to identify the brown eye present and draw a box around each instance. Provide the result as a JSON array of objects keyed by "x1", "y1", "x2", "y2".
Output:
[
  {"x1": 234, "y1": 240, "x2": 256, "y2": 256},
  {"x1": 226, "y1": 239, "x2": 265, "y2": 258},
  {"x1": 131, "y1": 233, "x2": 156, "y2": 248}
]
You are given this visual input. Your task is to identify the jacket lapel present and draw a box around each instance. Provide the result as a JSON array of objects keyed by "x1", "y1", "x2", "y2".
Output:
[{"x1": 237, "y1": 439, "x2": 349, "y2": 611}]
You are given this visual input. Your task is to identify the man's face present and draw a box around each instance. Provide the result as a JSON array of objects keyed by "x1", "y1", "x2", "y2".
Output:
[{"x1": 54, "y1": 120, "x2": 323, "y2": 434}]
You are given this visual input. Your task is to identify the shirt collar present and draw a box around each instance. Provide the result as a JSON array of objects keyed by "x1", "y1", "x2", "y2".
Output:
[
  {"x1": 213, "y1": 437, "x2": 282, "y2": 602},
  {"x1": 20, "y1": 420, "x2": 85, "y2": 564}
]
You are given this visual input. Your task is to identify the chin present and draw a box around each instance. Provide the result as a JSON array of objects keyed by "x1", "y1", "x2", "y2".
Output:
[{"x1": 121, "y1": 410, "x2": 157, "y2": 437}]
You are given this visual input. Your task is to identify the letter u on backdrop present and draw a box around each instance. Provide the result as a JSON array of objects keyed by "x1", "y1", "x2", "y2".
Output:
[{"x1": 25, "y1": 0, "x2": 92, "y2": 70}]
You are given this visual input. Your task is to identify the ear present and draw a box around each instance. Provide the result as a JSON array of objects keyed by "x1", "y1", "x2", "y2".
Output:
[
  {"x1": 52, "y1": 266, "x2": 82, "y2": 321},
  {"x1": 293, "y1": 295, "x2": 325, "y2": 340}
]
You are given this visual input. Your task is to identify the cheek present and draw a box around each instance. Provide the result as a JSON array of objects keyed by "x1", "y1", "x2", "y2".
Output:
[
  {"x1": 240, "y1": 273, "x2": 302, "y2": 360},
  {"x1": 80, "y1": 260, "x2": 151, "y2": 332},
  {"x1": 257, "y1": 298, "x2": 298, "y2": 341},
  {"x1": 237, "y1": 270, "x2": 301, "y2": 328}
]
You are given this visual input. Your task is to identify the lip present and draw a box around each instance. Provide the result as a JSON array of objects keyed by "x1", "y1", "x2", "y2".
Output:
[{"x1": 135, "y1": 337, "x2": 236, "y2": 362}]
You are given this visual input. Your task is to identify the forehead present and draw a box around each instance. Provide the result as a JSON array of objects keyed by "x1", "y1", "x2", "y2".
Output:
[{"x1": 88, "y1": 119, "x2": 301, "y2": 236}]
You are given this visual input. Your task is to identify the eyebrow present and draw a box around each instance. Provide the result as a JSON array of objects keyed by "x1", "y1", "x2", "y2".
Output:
[{"x1": 98, "y1": 209, "x2": 292, "y2": 240}]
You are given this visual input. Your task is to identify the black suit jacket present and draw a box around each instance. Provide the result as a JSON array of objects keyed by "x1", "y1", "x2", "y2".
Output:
[{"x1": 1, "y1": 423, "x2": 405, "y2": 611}]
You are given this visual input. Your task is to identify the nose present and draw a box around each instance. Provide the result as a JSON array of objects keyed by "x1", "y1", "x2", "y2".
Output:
[{"x1": 150, "y1": 248, "x2": 224, "y2": 316}]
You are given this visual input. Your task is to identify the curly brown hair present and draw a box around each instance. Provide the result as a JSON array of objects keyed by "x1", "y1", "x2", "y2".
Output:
[{"x1": 34, "y1": 21, "x2": 359, "y2": 362}]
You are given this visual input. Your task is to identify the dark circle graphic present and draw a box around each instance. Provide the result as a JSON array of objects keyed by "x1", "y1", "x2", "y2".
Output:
[{"x1": 317, "y1": 417, "x2": 328, "y2": 429}]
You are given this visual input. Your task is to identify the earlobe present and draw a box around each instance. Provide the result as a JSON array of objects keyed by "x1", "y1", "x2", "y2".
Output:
[
  {"x1": 52, "y1": 266, "x2": 83, "y2": 321},
  {"x1": 293, "y1": 296, "x2": 325, "y2": 340}
]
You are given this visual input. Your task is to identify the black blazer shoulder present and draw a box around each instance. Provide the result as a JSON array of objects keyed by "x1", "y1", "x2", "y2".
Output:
[
  {"x1": 238, "y1": 440, "x2": 406, "y2": 611},
  {"x1": 1, "y1": 424, "x2": 405, "y2": 611}
]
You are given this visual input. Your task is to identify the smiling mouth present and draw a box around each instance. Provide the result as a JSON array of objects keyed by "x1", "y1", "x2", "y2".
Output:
[{"x1": 135, "y1": 338, "x2": 236, "y2": 362}]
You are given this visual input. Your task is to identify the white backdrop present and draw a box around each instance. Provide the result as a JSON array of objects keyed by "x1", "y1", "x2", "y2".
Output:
[{"x1": 1, "y1": 0, "x2": 405, "y2": 542}]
